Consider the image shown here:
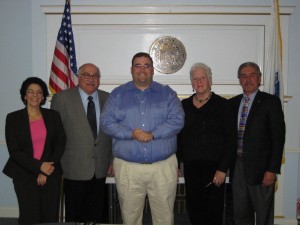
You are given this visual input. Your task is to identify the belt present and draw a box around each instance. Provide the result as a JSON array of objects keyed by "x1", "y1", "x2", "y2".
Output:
[{"x1": 122, "y1": 154, "x2": 174, "y2": 165}]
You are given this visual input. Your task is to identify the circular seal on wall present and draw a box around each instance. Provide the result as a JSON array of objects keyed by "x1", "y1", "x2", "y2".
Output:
[{"x1": 149, "y1": 36, "x2": 187, "y2": 74}]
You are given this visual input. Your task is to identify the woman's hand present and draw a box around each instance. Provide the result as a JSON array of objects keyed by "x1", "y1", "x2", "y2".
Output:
[
  {"x1": 212, "y1": 170, "x2": 226, "y2": 187},
  {"x1": 37, "y1": 173, "x2": 47, "y2": 186},
  {"x1": 40, "y1": 162, "x2": 55, "y2": 176}
]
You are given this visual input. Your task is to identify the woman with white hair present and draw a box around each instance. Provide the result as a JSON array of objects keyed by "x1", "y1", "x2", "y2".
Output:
[{"x1": 177, "y1": 62, "x2": 232, "y2": 225}]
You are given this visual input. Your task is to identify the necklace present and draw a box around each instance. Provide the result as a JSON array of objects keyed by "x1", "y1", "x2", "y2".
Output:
[{"x1": 194, "y1": 92, "x2": 212, "y2": 103}]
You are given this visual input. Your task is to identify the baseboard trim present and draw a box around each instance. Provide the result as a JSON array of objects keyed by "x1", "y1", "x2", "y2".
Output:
[
  {"x1": 274, "y1": 218, "x2": 297, "y2": 225},
  {"x1": 0, "y1": 207, "x2": 18, "y2": 217},
  {"x1": 0, "y1": 207, "x2": 296, "y2": 225}
]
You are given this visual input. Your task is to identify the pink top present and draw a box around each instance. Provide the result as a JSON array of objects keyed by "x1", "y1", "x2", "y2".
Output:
[{"x1": 30, "y1": 117, "x2": 47, "y2": 160}]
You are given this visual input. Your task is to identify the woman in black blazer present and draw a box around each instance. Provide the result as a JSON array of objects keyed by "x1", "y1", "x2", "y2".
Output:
[
  {"x1": 3, "y1": 77, "x2": 66, "y2": 225},
  {"x1": 177, "y1": 63, "x2": 232, "y2": 225}
]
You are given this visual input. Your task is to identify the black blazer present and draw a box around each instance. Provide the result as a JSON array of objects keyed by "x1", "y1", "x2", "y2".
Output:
[
  {"x1": 3, "y1": 107, "x2": 66, "y2": 182},
  {"x1": 226, "y1": 91, "x2": 285, "y2": 185},
  {"x1": 177, "y1": 93, "x2": 231, "y2": 173}
]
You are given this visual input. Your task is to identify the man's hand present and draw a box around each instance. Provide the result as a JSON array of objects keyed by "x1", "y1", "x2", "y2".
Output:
[
  {"x1": 107, "y1": 164, "x2": 114, "y2": 177},
  {"x1": 262, "y1": 171, "x2": 276, "y2": 186},
  {"x1": 132, "y1": 129, "x2": 153, "y2": 143}
]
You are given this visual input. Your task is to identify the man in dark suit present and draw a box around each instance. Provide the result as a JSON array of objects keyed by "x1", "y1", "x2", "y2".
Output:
[
  {"x1": 51, "y1": 63, "x2": 112, "y2": 223},
  {"x1": 226, "y1": 62, "x2": 285, "y2": 225}
]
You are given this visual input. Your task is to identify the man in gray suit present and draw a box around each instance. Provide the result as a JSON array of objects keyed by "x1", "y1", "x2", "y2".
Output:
[{"x1": 51, "y1": 63, "x2": 112, "y2": 223}]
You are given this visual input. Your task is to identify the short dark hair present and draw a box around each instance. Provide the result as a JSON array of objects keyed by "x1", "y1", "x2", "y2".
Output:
[
  {"x1": 20, "y1": 77, "x2": 49, "y2": 105},
  {"x1": 237, "y1": 62, "x2": 262, "y2": 78},
  {"x1": 131, "y1": 52, "x2": 153, "y2": 66}
]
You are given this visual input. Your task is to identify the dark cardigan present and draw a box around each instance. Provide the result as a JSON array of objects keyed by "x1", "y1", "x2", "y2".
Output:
[{"x1": 177, "y1": 92, "x2": 230, "y2": 173}]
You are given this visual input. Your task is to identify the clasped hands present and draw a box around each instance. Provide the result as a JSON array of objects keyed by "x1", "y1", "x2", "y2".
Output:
[
  {"x1": 132, "y1": 128, "x2": 153, "y2": 143},
  {"x1": 37, "y1": 162, "x2": 55, "y2": 186}
]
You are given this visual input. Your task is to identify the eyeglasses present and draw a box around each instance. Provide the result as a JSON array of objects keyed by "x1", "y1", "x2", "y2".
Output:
[
  {"x1": 80, "y1": 73, "x2": 100, "y2": 80},
  {"x1": 26, "y1": 89, "x2": 43, "y2": 96},
  {"x1": 133, "y1": 64, "x2": 153, "y2": 69}
]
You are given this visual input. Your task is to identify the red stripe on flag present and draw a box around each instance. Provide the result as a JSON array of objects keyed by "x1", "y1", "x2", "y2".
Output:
[
  {"x1": 54, "y1": 46, "x2": 69, "y2": 67},
  {"x1": 51, "y1": 61, "x2": 68, "y2": 84},
  {"x1": 49, "y1": 78, "x2": 62, "y2": 93}
]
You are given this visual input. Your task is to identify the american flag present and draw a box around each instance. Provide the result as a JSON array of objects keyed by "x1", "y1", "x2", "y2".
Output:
[{"x1": 49, "y1": 0, "x2": 77, "y2": 94}]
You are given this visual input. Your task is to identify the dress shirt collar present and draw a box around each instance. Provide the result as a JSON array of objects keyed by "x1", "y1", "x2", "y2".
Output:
[
  {"x1": 126, "y1": 81, "x2": 161, "y2": 93},
  {"x1": 242, "y1": 89, "x2": 259, "y2": 103}
]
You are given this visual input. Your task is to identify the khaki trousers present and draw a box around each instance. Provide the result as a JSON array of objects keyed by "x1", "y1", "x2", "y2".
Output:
[{"x1": 113, "y1": 154, "x2": 178, "y2": 225}]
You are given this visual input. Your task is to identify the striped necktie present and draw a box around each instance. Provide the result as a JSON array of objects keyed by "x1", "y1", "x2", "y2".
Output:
[{"x1": 237, "y1": 96, "x2": 250, "y2": 156}]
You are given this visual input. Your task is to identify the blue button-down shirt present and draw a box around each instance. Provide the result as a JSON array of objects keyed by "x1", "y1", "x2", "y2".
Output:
[{"x1": 101, "y1": 81, "x2": 184, "y2": 163}]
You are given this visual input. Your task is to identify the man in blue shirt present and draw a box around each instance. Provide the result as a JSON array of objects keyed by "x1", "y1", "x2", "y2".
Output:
[{"x1": 101, "y1": 52, "x2": 184, "y2": 225}]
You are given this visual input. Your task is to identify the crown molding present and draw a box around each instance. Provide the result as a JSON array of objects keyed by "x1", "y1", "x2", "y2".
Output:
[{"x1": 41, "y1": 5, "x2": 294, "y2": 15}]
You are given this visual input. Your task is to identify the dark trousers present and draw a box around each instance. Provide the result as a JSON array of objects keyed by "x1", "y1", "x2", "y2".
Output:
[
  {"x1": 13, "y1": 176, "x2": 61, "y2": 225},
  {"x1": 232, "y1": 158, "x2": 275, "y2": 225},
  {"x1": 184, "y1": 160, "x2": 225, "y2": 225},
  {"x1": 225, "y1": 183, "x2": 235, "y2": 225},
  {"x1": 64, "y1": 176, "x2": 107, "y2": 223}
]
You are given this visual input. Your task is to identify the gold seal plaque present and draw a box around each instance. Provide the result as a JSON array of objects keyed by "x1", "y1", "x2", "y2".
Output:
[{"x1": 149, "y1": 36, "x2": 186, "y2": 74}]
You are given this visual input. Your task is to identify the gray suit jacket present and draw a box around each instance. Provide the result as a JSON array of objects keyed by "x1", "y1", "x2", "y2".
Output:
[{"x1": 51, "y1": 86, "x2": 112, "y2": 180}]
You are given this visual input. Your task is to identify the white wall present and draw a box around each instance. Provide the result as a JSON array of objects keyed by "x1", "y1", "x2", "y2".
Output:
[
  {"x1": 0, "y1": 0, "x2": 32, "y2": 214},
  {"x1": 0, "y1": 0, "x2": 299, "y2": 223}
]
